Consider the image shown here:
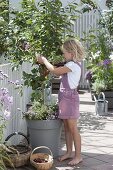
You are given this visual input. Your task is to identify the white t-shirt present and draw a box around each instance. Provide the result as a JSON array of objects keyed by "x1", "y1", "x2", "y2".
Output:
[{"x1": 65, "y1": 61, "x2": 81, "y2": 89}]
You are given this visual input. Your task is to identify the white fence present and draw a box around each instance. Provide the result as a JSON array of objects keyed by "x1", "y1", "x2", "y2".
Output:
[
  {"x1": 0, "y1": 63, "x2": 32, "y2": 141},
  {"x1": 0, "y1": 10, "x2": 100, "y2": 139},
  {"x1": 74, "y1": 10, "x2": 100, "y2": 38}
]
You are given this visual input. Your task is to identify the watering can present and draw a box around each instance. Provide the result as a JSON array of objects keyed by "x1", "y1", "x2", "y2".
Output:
[{"x1": 94, "y1": 92, "x2": 108, "y2": 116}]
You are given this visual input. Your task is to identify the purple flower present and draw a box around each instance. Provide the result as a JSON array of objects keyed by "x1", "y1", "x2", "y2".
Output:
[
  {"x1": 0, "y1": 71, "x2": 21, "y2": 91},
  {"x1": 0, "y1": 88, "x2": 9, "y2": 96},
  {"x1": 0, "y1": 88, "x2": 13, "y2": 113},
  {"x1": 97, "y1": 59, "x2": 112, "y2": 67},
  {"x1": 103, "y1": 59, "x2": 112, "y2": 66}
]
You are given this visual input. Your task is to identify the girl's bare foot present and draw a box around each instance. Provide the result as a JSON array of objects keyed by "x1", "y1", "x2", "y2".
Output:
[
  {"x1": 68, "y1": 157, "x2": 83, "y2": 165},
  {"x1": 58, "y1": 152, "x2": 72, "y2": 162}
]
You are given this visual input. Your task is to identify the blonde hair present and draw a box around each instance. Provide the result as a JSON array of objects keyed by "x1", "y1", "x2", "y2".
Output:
[{"x1": 62, "y1": 38, "x2": 85, "y2": 62}]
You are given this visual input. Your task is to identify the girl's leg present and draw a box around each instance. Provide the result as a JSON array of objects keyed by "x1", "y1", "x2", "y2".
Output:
[
  {"x1": 67, "y1": 119, "x2": 82, "y2": 165},
  {"x1": 59, "y1": 119, "x2": 73, "y2": 161}
]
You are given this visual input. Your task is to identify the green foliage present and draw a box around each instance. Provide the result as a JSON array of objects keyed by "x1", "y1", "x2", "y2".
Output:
[
  {"x1": 23, "y1": 67, "x2": 46, "y2": 90},
  {"x1": 0, "y1": 144, "x2": 15, "y2": 169},
  {"x1": 83, "y1": 29, "x2": 111, "y2": 63},
  {"x1": 0, "y1": 116, "x2": 6, "y2": 142},
  {"x1": 82, "y1": 2, "x2": 113, "y2": 93},
  {"x1": 23, "y1": 65, "x2": 51, "y2": 102},
  {"x1": 8, "y1": 0, "x2": 80, "y2": 65},
  {"x1": 91, "y1": 60, "x2": 113, "y2": 93},
  {"x1": 106, "y1": 0, "x2": 113, "y2": 8},
  {"x1": 81, "y1": 0, "x2": 97, "y2": 12},
  {"x1": 0, "y1": 0, "x2": 9, "y2": 55},
  {"x1": 6, "y1": 0, "x2": 83, "y2": 101},
  {"x1": 99, "y1": 9, "x2": 113, "y2": 37},
  {"x1": 23, "y1": 101, "x2": 58, "y2": 120}
]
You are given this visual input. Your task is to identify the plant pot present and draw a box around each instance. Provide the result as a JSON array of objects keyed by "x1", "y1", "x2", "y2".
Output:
[
  {"x1": 26, "y1": 119, "x2": 62, "y2": 158},
  {"x1": 103, "y1": 91, "x2": 113, "y2": 109}
]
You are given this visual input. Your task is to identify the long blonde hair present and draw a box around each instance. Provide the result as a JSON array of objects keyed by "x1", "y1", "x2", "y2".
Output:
[{"x1": 62, "y1": 38, "x2": 85, "y2": 62}]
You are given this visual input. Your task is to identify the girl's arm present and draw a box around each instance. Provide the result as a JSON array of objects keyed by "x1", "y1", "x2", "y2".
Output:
[{"x1": 36, "y1": 55, "x2": 71, "y2": 76}]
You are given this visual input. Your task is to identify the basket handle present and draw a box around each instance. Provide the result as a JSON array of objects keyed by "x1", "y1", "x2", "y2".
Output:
[
  {"x1": 30, "y1": 146, "x2": 53, "y2": 158},
  {"x1": 4, "y1": 132, "x2": 29, "y2": 145}
]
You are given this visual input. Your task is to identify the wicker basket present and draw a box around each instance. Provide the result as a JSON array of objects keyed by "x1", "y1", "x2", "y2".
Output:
[
  {"x1": 4, "y1": 132, "x2": 32, "y2": 168},
  {"x1": 30, "y1": 146, "x2": 53, "y2": 170}
]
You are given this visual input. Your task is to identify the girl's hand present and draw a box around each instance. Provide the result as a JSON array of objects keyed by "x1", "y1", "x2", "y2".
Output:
[{"x1": 35, "y1": 53, "x2": 46, "y2": 64}]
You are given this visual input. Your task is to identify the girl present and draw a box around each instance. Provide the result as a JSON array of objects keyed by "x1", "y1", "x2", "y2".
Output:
[{"x1": 36, "y1": 38, "x2": 85, "y2": 165}]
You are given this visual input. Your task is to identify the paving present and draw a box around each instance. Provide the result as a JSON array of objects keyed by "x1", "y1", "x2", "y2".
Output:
[{"x1": 8, "y1": 90, "x2": 113, "y2": 170}]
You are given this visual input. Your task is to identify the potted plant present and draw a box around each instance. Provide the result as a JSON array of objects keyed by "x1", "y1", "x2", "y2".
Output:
[
  {"x1": 23, "y1": 100, "x2": 62, "y2": 158},
  {"x1": 83, "y1": 1, "x2": 113, "y2": 109}
]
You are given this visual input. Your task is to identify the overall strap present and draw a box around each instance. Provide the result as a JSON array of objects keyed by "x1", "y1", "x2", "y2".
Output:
[
  {"x1": 74, "y1": 61, "x2": 81, "y2": 68},
  {"x1": 74, "y1": 61, "x2": 82, "y2": 85}
]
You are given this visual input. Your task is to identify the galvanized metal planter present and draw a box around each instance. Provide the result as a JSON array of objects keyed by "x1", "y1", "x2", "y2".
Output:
[
  {"x1": 26, "y1": 119, "x2": 62, "y2": 158},
  {"x1": 103, "y1": 91, "x2": 113, "y2": 109}
]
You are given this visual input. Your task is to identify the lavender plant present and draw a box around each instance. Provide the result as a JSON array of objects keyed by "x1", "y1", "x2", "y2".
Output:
[
  {"x1": 0, "y1": 71, "x2": 13, "y2": 142},
  {"x1": 91, "y1": 59, "x2": 113, "y2": 93},
  {"x1": 0, "y1": 70, "x2": 22, "y2": 169},
  {"x1": 23, "y1": 101, "x2": 58, "y2": 120},
  {"x1": 0, "y1": 88, "x2": 13, "y2": 169},
  {"x1": 0, "y1": 87, "x2": 14, "y2": 169}
]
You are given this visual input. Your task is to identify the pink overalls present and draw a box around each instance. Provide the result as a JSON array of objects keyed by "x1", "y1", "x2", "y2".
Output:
[{"x1": 58, "y1": 62, "x2": 81, "y2": 119}]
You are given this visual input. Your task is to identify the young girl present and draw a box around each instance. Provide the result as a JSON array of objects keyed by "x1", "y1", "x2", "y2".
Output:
[{"x1": 36, "y1": 38, "x2": 85, "y2": 165}]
